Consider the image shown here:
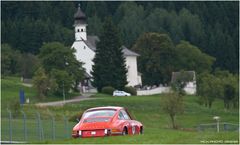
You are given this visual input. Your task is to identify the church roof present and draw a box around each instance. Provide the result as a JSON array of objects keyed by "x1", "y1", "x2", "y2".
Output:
[
  {"x1": 121, "y1": 46, "x2": 140, "y2": 56},
  {"x1": 74, "y1": 4, "x2": 86, "y2": 24},
  {"x1": 84, "y1": 72, "x2": 91, "y2": 78},
  {"x1": 83, "y1": 36, "x2": 100, "y2": 51},
  {"x1": 82, "y1": 37, "x2": 139, "y2": 57}
]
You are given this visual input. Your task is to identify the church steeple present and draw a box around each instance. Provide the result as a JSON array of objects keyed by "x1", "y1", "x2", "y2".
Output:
[{"x1": 74, "y1": 4, "x2": 87, "y2": 41}]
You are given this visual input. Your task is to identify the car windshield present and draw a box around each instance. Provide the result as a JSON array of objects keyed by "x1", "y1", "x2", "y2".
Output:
[{"x1": 83, "y1": 109, "x2": 116, "y2": 119}]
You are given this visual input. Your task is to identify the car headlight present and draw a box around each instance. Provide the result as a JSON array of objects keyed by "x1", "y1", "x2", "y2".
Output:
[{"x1": 78, "y1": 130, "x2": 82, "y2": 136}]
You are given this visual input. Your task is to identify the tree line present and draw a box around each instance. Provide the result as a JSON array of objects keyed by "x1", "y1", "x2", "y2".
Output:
[
  {"x1": 1, "y1": 1, "x2": 238, "y2": 109},
  {"x1": 1, "y1": 1, "x2": 239, "y2": 73}
]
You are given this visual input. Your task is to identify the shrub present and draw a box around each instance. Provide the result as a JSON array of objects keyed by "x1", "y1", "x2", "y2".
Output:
[
  {"x1": 123, "y1": 86, "x2": 137, "y2": 95},
  {"x1": 68, "y1": 111, "x2": 84, "y2": 122},
  {"x1": 101, "y1": 86, "x2": 115, "y2": 95},
  {"x1": 161, "y1": 93, "x2": 184, "y2": 129},
  {"x1": 9, "y1": 100, "x2": 21, "y2": 117}
]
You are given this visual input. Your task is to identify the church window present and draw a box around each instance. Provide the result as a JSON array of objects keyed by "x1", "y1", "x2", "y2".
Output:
[
  {"x1": 81, "y1": 29, "x2": 83, "y2": 32},
  {"x1": 77, "y1": 29, "x2": 80, "y2": 32}
]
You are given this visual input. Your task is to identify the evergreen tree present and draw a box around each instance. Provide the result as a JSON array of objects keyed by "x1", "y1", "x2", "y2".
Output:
[
  {"x1": 91, "y1": 17, "x2": 127, "y2": 92},
  {"x1": 87, "y1": 14, "x2": 103, "y2": 36}
]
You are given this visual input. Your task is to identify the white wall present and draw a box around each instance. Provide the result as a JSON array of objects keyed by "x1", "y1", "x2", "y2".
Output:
[
  {"x1": 125, "y1": 56, "x2": 141, "y2": 86},
  {"x1": 72, "y1": 40, "x2": 142, "y2": 87},
  {"x1": 75, "y1": 24, "x2": 87, "y2": 40},
  {"x1": 184, "y1": 81, "x2": 196, "y2": 95},
  {"x1": 72, "y1": 41, "x2": 95, "y2": 76},
  {"x1": 137, "y1": 83, "x2": 196, "y2": 96},
  {"x1": 137, "y1": 87, "x2": 171, "y2": 95}
]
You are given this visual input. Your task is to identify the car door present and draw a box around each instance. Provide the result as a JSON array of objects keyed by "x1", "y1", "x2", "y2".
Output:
[{"x1": 112, "y1": 110, "x2": 126, "y2": 134}]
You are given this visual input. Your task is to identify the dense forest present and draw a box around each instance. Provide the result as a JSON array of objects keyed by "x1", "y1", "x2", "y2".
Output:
[{"x1": 1, "y1": 1, "x2": 239, "y2": 73}]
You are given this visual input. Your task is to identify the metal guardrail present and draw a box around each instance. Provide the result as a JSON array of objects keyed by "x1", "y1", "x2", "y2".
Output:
[{"x1": 197, "y1": 122, "x2": 239, "y2": 132}]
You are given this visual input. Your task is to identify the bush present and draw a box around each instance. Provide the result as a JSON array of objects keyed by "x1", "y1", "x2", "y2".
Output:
[
  {"x1": 101, "y1": 86, "x2": 115, "y2": 95},
  {"x1": 123, "y1": 86, "x2": 137, "y2": 95},
  {"x1": 68, "y1": 111, "x2": 84, "y2": 122},
  {"x1": 9, "y1": 100, "x2": 21, "y2": 117}
]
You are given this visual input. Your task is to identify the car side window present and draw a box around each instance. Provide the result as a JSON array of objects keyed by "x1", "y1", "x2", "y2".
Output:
[
  {"x1": 120, "y1": 110, "x2": 130, "y2": 120},
  {"x1": 118, "y1": 111, "x2": 125, "y2": 120}
]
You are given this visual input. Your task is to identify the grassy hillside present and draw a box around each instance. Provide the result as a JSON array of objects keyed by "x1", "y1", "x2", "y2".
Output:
[
  {"x1": 44, "y1": 94, "x2": 238, "y2": 144},
  {"x1": 1, "y1": 77, "x2": 37, "y2": 110},
  {"x1": 1, "y1": 76, "x2": 80, "y2": 111},
  {"x1": 1, "y1": 77, "x2": 239, "y2": 143}
]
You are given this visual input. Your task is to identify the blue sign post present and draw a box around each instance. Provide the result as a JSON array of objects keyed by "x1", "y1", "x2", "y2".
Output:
[{"x1": 19, "y1": 89, "x2": 25, "y2": 105}]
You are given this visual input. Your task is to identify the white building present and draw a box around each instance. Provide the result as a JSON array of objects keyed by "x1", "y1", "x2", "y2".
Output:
[{"x1": 71, "y1": 4, "x2": 142, "y2": 88}]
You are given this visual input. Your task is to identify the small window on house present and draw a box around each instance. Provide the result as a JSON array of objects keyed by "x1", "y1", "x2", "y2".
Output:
[
  {"x1": 81, "y1": 29, "x2": 83, "y2": 32},
  {"x1": 83, "y1": 46, "x2": 86, "y2": 49}
]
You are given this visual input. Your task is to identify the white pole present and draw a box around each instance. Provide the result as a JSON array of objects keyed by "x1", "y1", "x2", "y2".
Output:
[
  {"x1": 217, "y1": 120, "x2": 220, "y2": 133},
  {"x1": 63, "y1": 81, "x2": 65, "y2": 104}
]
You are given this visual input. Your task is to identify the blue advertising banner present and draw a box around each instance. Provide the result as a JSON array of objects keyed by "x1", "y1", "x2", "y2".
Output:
[{"x1": 19, "y1": 89, "x2": 25, "y2": 104}]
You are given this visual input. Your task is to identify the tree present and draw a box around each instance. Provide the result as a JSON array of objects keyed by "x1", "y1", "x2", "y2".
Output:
[
  {"x1": 38, "y1": 42, "x2": 84, "y2": 93},
  {"x1": 214, "y1": 70, "x2": 239, "y2": 109},
  {"x1": 161, "y1": 92, "x2": 184, "y2": 129},
  {"x1": 50, "y1": 69, "x2": 73, "y2": 96},
  {"x1": 115, "y1": 2, "x2": 145, "y2": 47},
  {"x1": 132, "y1": 32, "x2": 177, "y2": 85},
  {"x1": 33, "y1": 67, "x2": 49, "y2": 99},
  {"x1": 223, "y1": 84, "x2": 235, "y2": 109},
  {"x1": 18, "y1": 53, "x2": 40, "y2": 78},
  {"x1": 197, "y1": 73, "x2": 223, "y2": 108},
  {"x1": 171, "y1": 70, "x2": 194, "y2": 96},
  {"x1": 91, "y1": 17, "x2": 127, "y2": 92},
  {"x1": 1, "y1": 44, "x2": 21, "y2": 76},
  {"x1": 1, "y1": 1, "x2": 238, "y2": 73},
  {"x1": 1, "y1": 44, "x2": 13, "y2": 76},
  {"x1": 87, "y1": 14, "x2": 103, "y2": 36},
  {"x1": 175, "y1": 41, "x2": 215, "y2": 73}
]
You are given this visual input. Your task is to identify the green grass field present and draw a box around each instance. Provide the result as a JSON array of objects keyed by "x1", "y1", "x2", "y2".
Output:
[
  {"x1": 1, "y1": 77, "x2": 239, "y2": 144},
  {"x1": 43, "y1": 94, "x2": 238, "y2": 144},
  {"x1": 1, "y1": 76, "x2": 79, "y2": 111}
]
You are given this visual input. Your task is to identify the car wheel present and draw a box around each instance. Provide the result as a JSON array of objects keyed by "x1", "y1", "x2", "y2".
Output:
[
  {"x1": 140, "y1": 127, "x2": 143, "y2": 134},
  {"x1": 122, "y1": 127, "x2": 128, "y2": 135}
]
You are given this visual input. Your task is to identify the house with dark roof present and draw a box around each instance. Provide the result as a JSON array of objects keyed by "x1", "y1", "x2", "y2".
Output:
[{"x1": 71, "y1": 4, "x2": 142, "y2": 88}]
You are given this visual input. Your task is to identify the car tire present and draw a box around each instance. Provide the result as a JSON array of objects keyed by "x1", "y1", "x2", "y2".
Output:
[
  {"x1": 140, "y1": 127, "x2": 143, "y2": 134},
  {"x1": 122, "y1": 127, "x2": 128, "y2": 135}
]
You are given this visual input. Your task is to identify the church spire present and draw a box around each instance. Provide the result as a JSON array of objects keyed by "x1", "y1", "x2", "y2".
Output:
[
  {"x1": 74, "y1": 3, "x2": 87, "y2": 41},
  {"x1": 74, "y1": 3, "x2": 86, "y2": 25}
]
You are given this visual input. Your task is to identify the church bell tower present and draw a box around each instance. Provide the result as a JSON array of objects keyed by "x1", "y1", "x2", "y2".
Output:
[{"x1": 74, "y1": 4, "x2": 87, "y2": 41}]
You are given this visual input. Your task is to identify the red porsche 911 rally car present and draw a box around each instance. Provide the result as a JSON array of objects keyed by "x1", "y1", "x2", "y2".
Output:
[{"x1": 72, "y1": 106, "x2": 143, "y2": 138}]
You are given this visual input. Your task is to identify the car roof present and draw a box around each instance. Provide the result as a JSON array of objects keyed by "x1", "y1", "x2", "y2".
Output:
[{"x1": 86, "y1": 106, "x2": 124, "y2": 112}]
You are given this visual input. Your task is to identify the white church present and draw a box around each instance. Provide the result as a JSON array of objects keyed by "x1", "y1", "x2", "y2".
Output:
[{"x1": 71, "y1": 4, "x2": 142, "y2": 90}]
